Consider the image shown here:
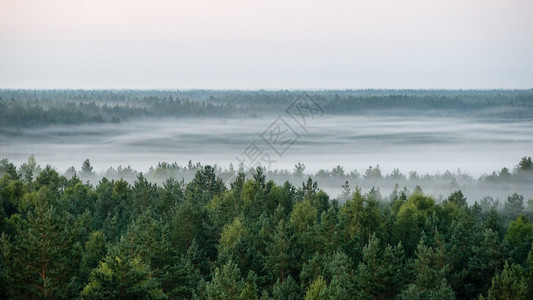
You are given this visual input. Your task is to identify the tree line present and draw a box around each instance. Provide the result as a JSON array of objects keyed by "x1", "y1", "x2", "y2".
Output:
[
  {"x1": 1, "y1": 89, "x2": 532, "y2": 127},
  {"x1": 1, "y1": 158, "x2": 533, "y2": 299}
]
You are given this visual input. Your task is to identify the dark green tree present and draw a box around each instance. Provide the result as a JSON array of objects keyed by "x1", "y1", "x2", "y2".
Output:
[
  {"x1": 505, "y1": 193, "x2": 524, "y2": 218},
  {"x1": 505, "y1": 214, "x2": 533, "y2": 265},
  {"x1": 81, "y1": 252, "x2": 166, "y2": 299},
  {"x1": 356, "y1": 234, "x2": 408, "y2": 299},
  {"x1": 1, "y1": 202, "x2": 85, "y2": 299},
  {"x1": 483, "y1": 261, "x2": 527, "y2": 300}
]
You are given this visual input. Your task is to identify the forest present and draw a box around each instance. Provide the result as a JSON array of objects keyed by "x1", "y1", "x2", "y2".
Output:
[
  {"x1": 1, "y1": 89, "x2": 533, "y2": 127},
  {"x1": 1, "y1": 157, "x2": 533, "y2": 299}
]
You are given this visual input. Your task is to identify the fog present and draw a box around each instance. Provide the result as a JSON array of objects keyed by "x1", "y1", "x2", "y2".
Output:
[{"x1": 1, "y1": 114, "x2": 532, "y2": 202}]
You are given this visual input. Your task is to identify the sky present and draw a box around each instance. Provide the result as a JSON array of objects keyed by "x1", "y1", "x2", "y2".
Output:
[{"x1": 1, "y1": 0, "x2": 532, "y2": 89}]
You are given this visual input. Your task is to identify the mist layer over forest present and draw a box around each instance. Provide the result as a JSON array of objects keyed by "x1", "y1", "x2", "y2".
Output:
[
  {"x1": 1, "y1": 89, "x2": 533, "y2": 299},
  {"x1": 1, "y1": 89, "x2": 532, "y2": 202}
]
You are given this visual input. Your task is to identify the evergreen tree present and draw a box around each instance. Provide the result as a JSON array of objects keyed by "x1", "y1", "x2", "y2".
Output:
[
  {"x1": 303, "y1": 276, "x2": 327, "y2": 300},
  {"x1": 356, "y1": 234, "x2": 408, "y2": 299},
  {"x1": 206, "y1": 260, "x2": 257, "y2": 300},
  {"x1": 323, "y1": 250, "x2": 355, "y2": 299},
  {"x1": 185, "y1": 166, "x2": 226, "y2": 204},
  {"x1": 80, "y1": 159, "x2": 95, "y2": 181},
  {"x1": 505, "y1": 193, "x2": 525, "y2": 218},
  {"x1": 466, "y1": 229, "x2": 505, "y2": 297},
  {"x1": 265, "y1": 220, "x2": 294, "y2": 283},
  {"x1": 272, "y1": 275, "x2": 299, "y2": 300},
  {"x1": 81, "y1": 253, "x2": 166, "y2": 299},
  {"x1": 19, "y1": 155, "x2": 39, "y2": 188},
  {"x1": 1, "y1": 202, "x2": 85, "y2": 299},
  {"x1": 81, "y1": 231, "x2": 107, "y2": 283},
  {"x1": 0, "y1": 159, "x2": 18, "y2": 180},
  {"x1": 483, "y1": 261, "x2": 527, "y2": 300},
  {"x1": 339, "y1": 187, "x2": 382, "y2": 246},
  {"x1": 505, "y1": 214, "x2": 533, "y2": 266},
  {"x1": 446, "y1": 190, "x2": 467, "y2": 208},
  {"x1": 399, "y1": 234, "x2": 454, "y2": 299}
]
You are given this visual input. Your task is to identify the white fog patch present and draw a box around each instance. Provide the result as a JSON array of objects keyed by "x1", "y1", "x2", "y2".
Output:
[{"x1": 1, "y1": 115, "x2": 531, "y2": 182}]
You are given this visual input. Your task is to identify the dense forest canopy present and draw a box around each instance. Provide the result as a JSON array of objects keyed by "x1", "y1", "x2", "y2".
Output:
[
  {"x1": 1, "y1": 89, "x2": 532, "y2": 127},
  {"x1": 0, "y1": 156, "x2": 532, "y2": 299},
  {"x1": 1, "y1": 90, "x2": 532, "y2": 298}
]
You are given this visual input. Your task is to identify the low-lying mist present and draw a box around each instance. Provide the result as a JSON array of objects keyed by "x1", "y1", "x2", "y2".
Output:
[
  {"x1": 1, "y1": 90, "x2": 532, "y2": 204},
  {"x1": 1, "y1": 114, "x2": 531, "y2": 204}
]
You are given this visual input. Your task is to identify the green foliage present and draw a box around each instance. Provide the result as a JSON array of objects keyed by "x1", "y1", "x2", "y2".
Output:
[
  {"x1": 505, "y1": 193, "x2": 525, "y2": 219},
  {"x1": 466, "y1": 229, "x2": 505, "y2": 297},
  {"x1": 0, "y1": 160, "x2": 531, "y2": 298},
  {"x1": 355, "y1": 234, "x2": 408, "y2": 299},
  {"x1": 81, "y1": 231, "x2": 107, "y2": 282},
  {"x1": 169, "y1": 199, "x2": 206, "y2": 254},
  {"x1": 219, "y1": 217, "x2": 247, "y2": 253},
  {"x1": 447, "y1": 190, "x2": 467, "y2": 208},
  {"x1": 304, "y1": 276, "x2": 327, "y2": 300},
  {"x1": 392, "y1": 191, "x2": 435, "y2": 255},
  {"x1": 290, "y1": 199, "x2": 317, "y2": 232},
  {"x1": 339, "y1": 187, "x2": 382, "y2": 245},
  {"x1": 272, "y1": 275, "x2": 300, "y2": 300},
  {"x1": 0, "y1": 159, "x2": 19, "y2": 180},
  {"x1": 484, "y1": 261, "x2": 527, "y2": 300},
  {"x1": 323, "y1": 250, "x2": 355, "y2": 299},
  {"x1": 185, "y1": 166, "x2": 226, "y2": 204},
  {"x1": 515, "y1": 156, "x2": 533, "y2": 173},
  {"x1": 1, "y1": 201, "x2": 85, "y2": 299},
  {"x1": 505, "y1": 214, "x2": 533, "y2": 265},
  {"x1": 527, "y1": 243, "x2": 533, "y2": 297},
  {"x1": 265, "y1": 221, "x2": 295, "y2": 283},
  {"x1": 81, "y1": 253, "x2": 166, "y2": 299},
  {"x1": 399, "y1": 233, "x2": 455, "y2": 299},
  {"x1": 206, "y1": 260, "x2": 258, "y2": 300}
]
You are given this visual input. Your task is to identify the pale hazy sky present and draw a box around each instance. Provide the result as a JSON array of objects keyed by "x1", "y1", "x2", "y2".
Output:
[{"x1": 1, "y1": 0, "x2": 532, "y2": 89}]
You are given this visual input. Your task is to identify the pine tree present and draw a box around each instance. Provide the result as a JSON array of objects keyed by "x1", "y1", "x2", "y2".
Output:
[
  {"x1": 505, "y1": 193, "x2": 525, "y2": 218},
  {"x1": 163, "y1": 255, "x2": 202, "y2": 299},
  {"x1": 1, "y1": 202, "x2": 85, "y2": 299},
  {"x1": 80, "y1": 159, "x2": 95, "y2": 181},
  {"x1": 299, "y1": 252, "x2": 325, "y2": 294},
  {"x1": 185, "y1": 166, "x2": 226, "y2": 204},
  {"x1": 484, "y1": 261, "x2": 527, "y2": 300},
  {"x1": 339, "y1": 187, "x2": 382, "y2": 246},
  {"x1": 156, "y1": 177, "x2": 184, "y2": 218},
  {"x1": 505, "y1": 214, "x2": 533, "y2": 265},
  {"x1": 399, "y1": 234, "x2": 454, "y2": 299},
  {"x1": 131, "y1": 173, "x2": 157, "y2": 216},
  {"x1": 19, "y1": 155, "x2": 39, "y2": 188},
  {"x1": 265, "y1": 220, "x2": 294, "y2": 283},
  {"x1": 81, "y1": 253, "x2": 166, "y2": 299},
  {"x1": 290, "y1": 199, "x2": 317, "y2": 232},
  {"x1": 303, "y1": 276, "x2": 327, "y2": 300},
  {"x1": 170, "y1": 199, "x2": 206, "y2": 255},
  {"x1": 323, "y1": 250, "x2": 355, "y2": 300},
  {"x1": 527, "y1": 243, "x2": 533, "y2": 297},
  {"x1": 0, "y1": 159, "x2": 18, "y2": 180},
  {"x1": 356, "y1": 234, "x2": 408, "y2": 299},
  {"x1": 446, "y1": 190, "x2": 467, "y2": 208},
  {"x1": 272, "y1": 275, "x2": 299, "y2": 300},
  {"x1": 206, "y1": 260, "x2": 256, "y2": 300},
  {"x1": 81, "y1": 231, "x2": 107, "y2": 283},
  {"x1": 466, "y1": 229, "x2": 504, "y2": 297}
]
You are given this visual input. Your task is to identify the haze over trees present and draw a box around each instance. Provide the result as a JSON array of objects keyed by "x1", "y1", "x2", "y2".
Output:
[
  {"x1": 1, "y1": 157, "x2": 532, "y2": 299},
  {"x1": 1, "y1": 89, "x2": 532, "y2": 127},
  {"x1": 1, "y1": 89, "x2": 532, "y2": 298}
]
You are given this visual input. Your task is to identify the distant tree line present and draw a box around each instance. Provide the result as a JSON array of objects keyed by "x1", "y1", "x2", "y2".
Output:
[{"x1": 1, "y1": 89, "x2": 532, "y2": 127}]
